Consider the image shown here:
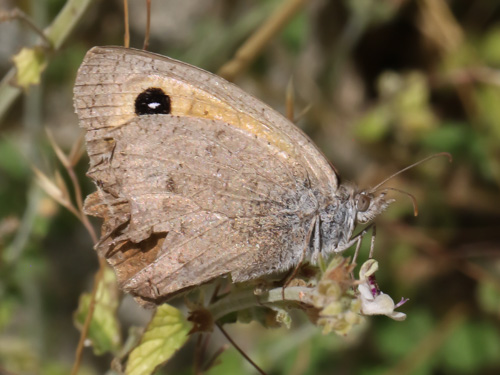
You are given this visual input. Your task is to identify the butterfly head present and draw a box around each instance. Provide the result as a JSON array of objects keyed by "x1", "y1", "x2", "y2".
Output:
[
  {"x1": 316, "y1": 183, "x2": 394, "y2": 259},
  {"x1": 354, "y1": 190, "x2": 394, "y2": 224}
]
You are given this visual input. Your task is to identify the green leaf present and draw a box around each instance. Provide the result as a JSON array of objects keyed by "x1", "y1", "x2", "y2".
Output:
[
  {"x1": 355, "y1": 105, "x2": 392, "y2": 142},
  {"x1": 125, "y1": 304, "x2": 193, "y2": 375},
  {"x1": 282, "y1": 11, "x2": 307, "y2": 52},
  {"x1": 0, "y1": 297, "x2": 16, "y2": 332},
  {"x1": 477, "y1": 281, "x2": 500, "y2": 316},
  {"x1": 0, "y1": 138, "x2": 29, "y2": 180},
  {"x1": 420, "y1": 122, "x2": 469, "y2": 152},
  {"x1": 474, "y1": 85, "x2": 500, "y2": 141},
  {"x1": 479, "y1": 26, "x2": 500, "y2": 66},
  {"x1": 74, "y1": 266, "x2": 121, "y2": 355},
  {"x1": 441, "y1": 320, "x2": 500, "y2": 372},
  {"x1": 12, "y1": 47, "x2": 47, "y2": 90},
  {"x1": 421, "y1": 122, "x2": 493, "y2": 179},
  {"x1": 376, "y1": 308, "x2": 434, "y2": 359},
  {"x1": 205, "y1": 348, "x2": 244, "y2": 375}
]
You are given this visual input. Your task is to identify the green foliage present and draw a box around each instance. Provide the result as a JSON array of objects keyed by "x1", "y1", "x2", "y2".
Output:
[
  {"x1": 281, "y1": 11, "x2": 307, "y2": 52},
  {"x1": 441, "y1": 320, "x2": 500, "y2": 373},
  {"x1": 125, "y1": 304, "x2": 192, "y2": 375},
  {"x1": 74, "y1": 267, "x2": 122, "y2": 355},
  {"x1": 356, "y1": 71, "x2": 437, "y2": 143},
  {"x1": 479, "y1": 26, "x2": 500, "y2": 66},
  {"x1": 378, "y1": 309, "x2": 431, "y2": 356},
  {"x1": 477, "y1": 281, "x2": 500, "y2": 316},
  {"x1": 12, "y1": 47, "x2": 48, "y2": 91},
  {"x1": 0, "y1": 138, "x2": 30, "y2": 180},
  {"x1": 205, "y1": 348, "x2": 246, "y2": 375}
]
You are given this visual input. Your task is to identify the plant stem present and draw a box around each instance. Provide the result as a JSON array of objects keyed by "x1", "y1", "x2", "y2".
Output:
[
  {"x1": 209, "y1": 285, "x2": 314, "y2": 321},
  {"x1": 0, "y1": 0, "x2": 95, "y2": 122}
]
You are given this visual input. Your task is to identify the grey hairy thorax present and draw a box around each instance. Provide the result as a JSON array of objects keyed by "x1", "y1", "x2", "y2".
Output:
[{"x1": 310, "y1": 183, "x2": 394, "y2": 264}]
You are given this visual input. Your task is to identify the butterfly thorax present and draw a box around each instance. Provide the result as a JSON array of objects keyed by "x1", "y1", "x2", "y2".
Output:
[{"x1": 310, "y1": 183, "x2": 393, "y2": 264}]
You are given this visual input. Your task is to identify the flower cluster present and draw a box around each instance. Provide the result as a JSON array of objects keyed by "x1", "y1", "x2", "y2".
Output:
[
  {"x1": 311, "y1": 256, "x2": 407, "y2": 335},
  {"x1": 311, "y1": 256, "x2": 363, "y2": 335}
]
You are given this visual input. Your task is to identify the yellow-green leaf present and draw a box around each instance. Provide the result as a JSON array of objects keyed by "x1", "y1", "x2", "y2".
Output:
[
  {"x1": 12, "y1": 47, "x2": 47, "y2": 90},
  {"x1": 74, "y1": 266, "x2": 121, "y2": 355},
  {"x1": 125, "y1": 304, "x2": 193, "y2": 375},
  {"x1": 355, "y1": 105, "x2": 392, "y2": 142}
]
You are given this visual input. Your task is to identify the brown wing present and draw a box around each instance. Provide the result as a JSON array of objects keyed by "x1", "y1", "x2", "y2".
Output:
[
  {"x1": 83, "y1": 116, "x2": 317, "y2": 304},
  {"x1": 73, "y1": 46, "x2": 337, "y2": 305},
  {"x1": 74, "y1": 46, "x2": 338, "y2": 193}
]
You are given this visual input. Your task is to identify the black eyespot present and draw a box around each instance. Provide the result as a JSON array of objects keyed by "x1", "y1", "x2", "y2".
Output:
[
  {"x1": 356, "y1": 194, "x2": 371, "y2": 212},
  {"x1": 135, "y1": 88, "x2": 171, "y2": 115}
]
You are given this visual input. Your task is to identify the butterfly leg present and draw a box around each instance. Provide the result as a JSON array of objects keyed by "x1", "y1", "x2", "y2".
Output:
[
  {"x1": 351, "y1": 224, "x2": 378, "y2": 264},
  {"x1": 338, "y1": 222, "x2": 375, "y2": 257},
  {"x1": 369, "y1": 225, "x2": 377, "y2": 258},
  {"x1": 352, "y1": 236, "x2": 363, "y2": 266}
]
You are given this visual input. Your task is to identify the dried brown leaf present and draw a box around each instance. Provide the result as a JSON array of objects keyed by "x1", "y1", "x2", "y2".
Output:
[
  {"x1": 54, "y1": 169, "x2": 71, "y2": 203},
  {"x1": 33, "y1": 166, "x2": 79, "y2": 217},
  {"x1": 33, "y1": 166, "x2": 64, "y2": 203},
  {"x1": 69, "y1": 133, "x2": 85, "y2": 166},
  {"x1": 46, "y1": 128, "x2": 69, "y2": 168}
]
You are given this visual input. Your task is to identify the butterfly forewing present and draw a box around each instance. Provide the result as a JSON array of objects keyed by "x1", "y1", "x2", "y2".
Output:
[{"x1": 73, "y1": 46, "x2": 338, "y2": 304}]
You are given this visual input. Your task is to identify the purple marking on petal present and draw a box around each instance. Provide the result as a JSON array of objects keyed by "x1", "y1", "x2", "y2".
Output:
[
  {"x1": 395, "y1": 297, "x2": 409, "y2": 308},
  {"x1": 368, "y1": 274, "x2": 381, "y2": 297}
]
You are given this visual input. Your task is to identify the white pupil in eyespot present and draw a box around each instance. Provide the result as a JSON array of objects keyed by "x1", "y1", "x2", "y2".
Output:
[{"x1": 148, "y1": 102, "x2": 161, "y2": 109}]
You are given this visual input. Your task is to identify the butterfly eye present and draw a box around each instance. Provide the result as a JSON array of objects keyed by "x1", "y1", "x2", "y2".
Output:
[
  {"x1": 356, "y1": 194, "x2": 371, "y2": 212},
  {"x1": 135, "y1": 87, "x2": 171, "y2": 115}
]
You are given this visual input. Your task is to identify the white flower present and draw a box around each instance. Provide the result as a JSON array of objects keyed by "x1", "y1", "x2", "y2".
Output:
[{"x1": 357, "y1": 259, "x2": 407, "y2": 321}]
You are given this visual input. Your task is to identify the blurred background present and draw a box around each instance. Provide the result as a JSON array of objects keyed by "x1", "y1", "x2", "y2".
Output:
[{"x1": 1, "y1": 0, "x2": 500, "y2": 374}]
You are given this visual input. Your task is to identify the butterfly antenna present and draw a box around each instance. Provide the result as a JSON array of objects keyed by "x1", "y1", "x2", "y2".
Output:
[
  {"x1": 378, "y1": 187, "x2": 419, "y2": 216},
  {"x1": 371, "y1": 152, "x2": 452, "y2": 192}
]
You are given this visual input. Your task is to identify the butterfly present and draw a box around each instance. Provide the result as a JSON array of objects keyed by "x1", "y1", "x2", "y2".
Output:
[{"x1": 73, "y1": 46, "x2": 393, "y2": 306}]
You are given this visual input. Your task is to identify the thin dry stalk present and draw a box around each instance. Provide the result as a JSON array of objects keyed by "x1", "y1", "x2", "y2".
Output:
[
  {"x1": 39, "y1": 133, "x2": 104, "y2": 375},
  {"x1": 217, "y1": 0, "x2": 308, "y2": 81},
  {"x1": 203, "y1": 343, "x2": 229, "y2": 372},
  {"x1": 286, "y1": 78, "x2": 295, "y2": 122},
  {"x1": 143, "y1": 0, "x2": 151, "y2": 50},
  {"x1": 417, "y1": 0, "x2": 479, "y2": 128},
  {"x1": 0, "y1": 8, "x2": 52, "y2": 48},
  {"x1": 194, "y1": 334, "x2": 212, "y2": 375},
  {"x1": 70, "y1": 259, "x2": 107, "y2": 375},
  {"x1": 216, "y1": 323, "x2": 268, "y2": 375},
  {"x1": 33, "y1": 166, "x2": 80, "y2": 219},
  {"x1": 417, "y1": 0, "x2": 463, "y2": 52},
  {"x1": 44, "y1": 130, "x2": 97, "y2": 243},
  {"x1": 123, "y1": 0, "x2": 130, "y2": 48}
]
